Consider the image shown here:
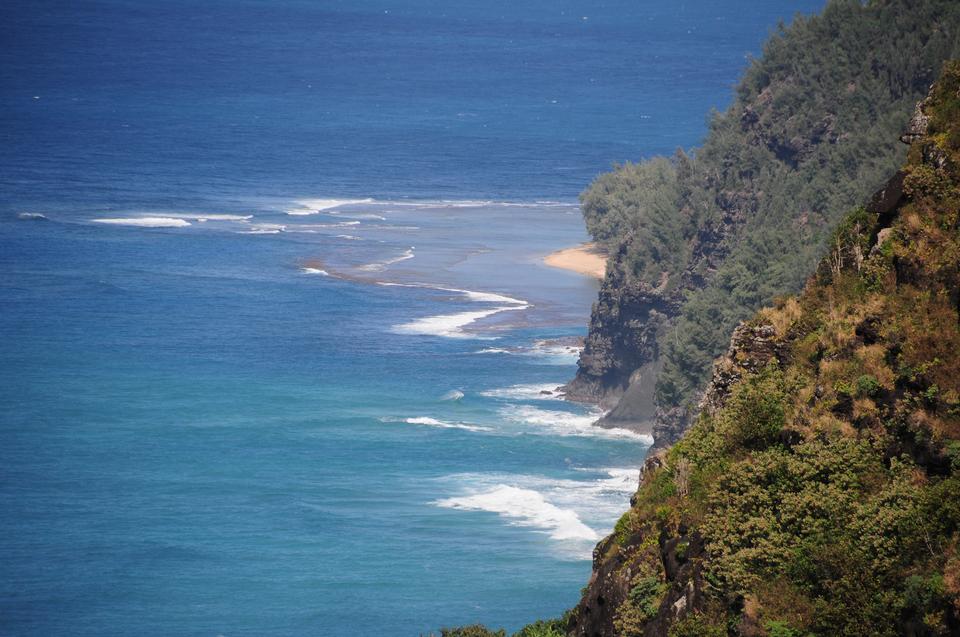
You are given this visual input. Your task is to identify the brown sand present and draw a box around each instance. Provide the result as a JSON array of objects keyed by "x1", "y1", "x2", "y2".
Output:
[{"x1": 543, "y1": 243, "x2": 607, "y2": 279}]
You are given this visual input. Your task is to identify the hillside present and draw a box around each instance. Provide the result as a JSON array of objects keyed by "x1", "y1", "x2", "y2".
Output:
[
  {"x1": 568, "y1": 61, "x2": 960, "y2": 637},
  {"x1": 565, "y1": 0, "x2": 960, "y2": 448}
]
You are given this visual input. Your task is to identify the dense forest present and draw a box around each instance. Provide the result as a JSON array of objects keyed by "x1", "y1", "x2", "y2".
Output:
[{"x1": 571, "y1": 0, "x2": 960, "y2": 445}]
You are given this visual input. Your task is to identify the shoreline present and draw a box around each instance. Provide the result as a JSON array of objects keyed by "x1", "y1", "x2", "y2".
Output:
[{"x1": 543, "y1": 242, "x2": 607, "y2": 280}]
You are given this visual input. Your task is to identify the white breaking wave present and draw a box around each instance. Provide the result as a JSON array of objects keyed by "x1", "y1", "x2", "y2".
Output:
[
  {"x1": 161, "y1": 213, "x2": 253, "y2": 221},
  {"x1": 18, "y1": 212, "x2": 48, "y2": 220},
  {"x1": 377, "y1": 282, "x2": 526, "y2": 306},
  {"x1": 242, "y1": 223, "x2": 286, "y2": 234},
  {"x1": 335, "y1": 234, "x2": 363, "y2": 240},
  {"x1": 286, "y1": 198, "x2": 375, "y2": 215},
  {"x1": 329, "y1": 212, "x2": 387, "y2": 221},
  {"x1": 301, "y1": 267, "x2": 330, "y2": 276},
  {"x1": 527, "y1": 340, "x2": 582, "y2": 365},
  {"x1": 286, "y1": 197, "x2": 577, "y2": 215},
  {"x1": 433, "y1": 469, "x2": 641, "y2": 555},
  {"x1": 382, "y1": 199, "x2": 577, "y2": 210},
  {"x1": 381, "y1": 416, "x2": 491, "y2": 433},
  {"x1": 445, "y1": 288, "x2": 525, "y2": 305},
  {"x1": 391, "y1": 305, "x2": 526, "y2": 339},
  {"x1": 441, "y1": 390, "x2": 465, "y2": 402},
  {"x1": 382, "y1": 282, "x2": 528, "y2": 339},
  {"x1": 480, "y1": 383, "x2": 564, "y2": 400},
  {"x1": 92, "y1": 217, "x2": 192, "y2": 228},
  {"x1": 471, "y1": 340, "x2": 582, "y2": 365},
  {"x1": 358, "y1": 247, "x2": 415, "y2": 272},
  {"x1": 436, "y1": 485, "x2": 598, "y2": 541},
  {"x1": 499, "y1": 404, "x2": 652, "y2": 442}
]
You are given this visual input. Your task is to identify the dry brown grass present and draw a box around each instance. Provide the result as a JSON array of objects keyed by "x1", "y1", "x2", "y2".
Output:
[{"x1": 760, "y1": 297, "x2": 803, "y2": 337}]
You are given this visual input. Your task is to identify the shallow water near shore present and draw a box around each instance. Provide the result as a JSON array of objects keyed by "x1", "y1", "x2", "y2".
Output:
[{"x1": 2, "y1": 0, "x2": 823, "y2": 634}]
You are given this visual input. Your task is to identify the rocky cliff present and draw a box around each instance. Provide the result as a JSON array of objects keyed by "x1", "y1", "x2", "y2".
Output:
[
  {"x1": 567, "y1": 63, "x2": 960, "y2": 637},
  {"x1": 567, "y1": 0, "x2": 960, "y2": 448}
]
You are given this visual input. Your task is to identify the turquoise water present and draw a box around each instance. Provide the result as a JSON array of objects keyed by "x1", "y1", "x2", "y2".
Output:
[{"x1": 1, "y1": 1, "x2": 823, "y2": 635}]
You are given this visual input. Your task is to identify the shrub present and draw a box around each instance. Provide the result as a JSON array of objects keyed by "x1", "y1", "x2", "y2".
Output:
[
  {"x1": 856, "y1": 374, "x2": 881, "y2": 397},
  {"x1": 718, "y1": 365, "x2": 787, "y2": 450},
  {"x1": 512, "y1": 618, "x2": 566, "y2": 637}
]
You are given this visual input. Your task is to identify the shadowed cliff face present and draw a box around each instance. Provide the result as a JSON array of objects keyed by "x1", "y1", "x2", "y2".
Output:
[
  {"x1": 562, "y1": 243, "x2": 678, "y2": 413},
  {"x1": 567, "y1": 65, "x2": 960, "y2": 636}
]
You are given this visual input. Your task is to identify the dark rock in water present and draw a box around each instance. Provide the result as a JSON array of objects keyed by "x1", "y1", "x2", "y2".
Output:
[{"x1": 539, "y1": 390, "x2": 553, "y2": 396}]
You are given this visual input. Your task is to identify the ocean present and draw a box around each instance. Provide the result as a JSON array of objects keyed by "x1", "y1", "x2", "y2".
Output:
[{"x1": 0, "y1": 1, "x2": 823, "y2": 635}]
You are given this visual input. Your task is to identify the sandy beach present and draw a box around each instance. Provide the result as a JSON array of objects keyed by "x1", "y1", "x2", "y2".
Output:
[{"x1": 543, "y1": 243, "x2": 607, "y2": 279}]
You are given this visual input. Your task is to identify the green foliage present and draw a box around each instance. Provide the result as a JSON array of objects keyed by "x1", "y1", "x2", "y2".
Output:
[
  {"x1": 436, "y1": 626, "x2": 506, "y2": 637},
  {"x1": 575, "y1": 51, "x2": 960, "y2": 637},
  {"x1": 512, "y1": 618, "x2": 566, "y2": 637},
  {"x1": 580, "y1": 0, "x2": 960, "y2": 415},
  {"x1": 721, "y1": 365, "x2": 787, "y2": 449},
  {"x1": 764, "y1": 620, "x2": 812, "y2": 637},
  {"x1": 856, "y1": 374, "x2": 881, "y2": 397},
  {"x1": 666, "y1": 613, "x2": 726, "y2": 637},
  {"x1": 580, "y1": 157, "x2": 683, "y2": 282},
  {"x1": 627, "y1": 576, "x2": 669, "y2": 621}
]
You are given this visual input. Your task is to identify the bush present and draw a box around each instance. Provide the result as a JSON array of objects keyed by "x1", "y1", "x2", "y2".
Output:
[
  {"x1": 512, "y1": 618, "x2": 566, "y2": 637},
  {"x1": 718, "y1": 365, "x2": 787, "y2": 450},
  {"x1": 436, "y1": 626, "x2": 506, "y2": 637},
  {"x1": 856, "y1": 374, "x2": 881, "y2": 397}
]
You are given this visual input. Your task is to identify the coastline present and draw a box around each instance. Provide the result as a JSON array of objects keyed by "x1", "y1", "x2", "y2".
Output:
[{"x1": 543, "y1": 243, "x2": 607, "y2": 279}]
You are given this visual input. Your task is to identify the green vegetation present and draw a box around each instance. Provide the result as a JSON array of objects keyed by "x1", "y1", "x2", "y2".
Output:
[
  {"x1": 580, "y1": 0, "x2": 960, "y2": 423},
  {"x1": 432, "y1": 616, "x2": 568, "y2": 637},
  {"x1": 577, "y1": 61, "x2": 960, "y2": 635}
]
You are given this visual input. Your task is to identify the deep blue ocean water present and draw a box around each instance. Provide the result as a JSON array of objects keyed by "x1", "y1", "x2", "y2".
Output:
[{"x1": 1, "y1": 1, "x2": 823, "y2": 635}]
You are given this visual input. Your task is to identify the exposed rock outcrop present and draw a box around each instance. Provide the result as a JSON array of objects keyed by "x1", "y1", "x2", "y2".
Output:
[{"x1": 563, "y1": 245, "x2": 679, "y2": 410}]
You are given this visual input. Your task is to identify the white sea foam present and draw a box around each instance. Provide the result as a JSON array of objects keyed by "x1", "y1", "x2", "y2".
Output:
[
  {"x1": 335, "y1": 234, "x2": 363, "y2": 240},
  {"x1": 471, "y1": 342, "x2": 581, "y2": 365},
  {"x1": 242, "y1": 223, "x2": 286, "y2": 234},
  {"x1": 436, "y1": 485, "x2": 599, "y2": 541},
  {"x1": 480, "y1": 383, "x2": 564, "y2": 400},
  {"x1": 444, "y1": 288, "x2": 526, "y2": 305},
  {"x1": 358, "y1": 247, "x2": 415, "y2": 272},
  {"x1": 92, "y1": 217, "x2": 192, "y2": 228},
  {"x1": 162, "y1": 213, "x2": 253, "y2": 221},
  {"x1": 381, "y1": 416, "x2": 491, "y2": 433},
  {"x1": 377, "y1": 282, "x2": 525, "y2": 306},
  {"x1": 433, "y1": 469, "x2": 641, "y2": 555},
  {"x1": 391, "y1": 305, "x2": 525, "y2": 339},
  {"x1": 441, "y1": 390, "x2": 465, "y2": 402},
  {"x1": 18, "y1": 212, "x2": 48, "y2": 220},
  {"x1": 330, "y1": 212, "x2": 387, "y2": 221},
  {"x1": 383, "y1": 199, "x2": 577, "y2": 210},
  {"x1": 499, "y1": 404, "x2": 652, "y2": 442},
  {"x1": 301, "y1": 267, "x2": 330, "y2": 276},
  {"x1": 286, "y1": 198, "x2": 375, "y2": 215},
  {"x1": 528, "y1": 341, "x2": 582, "y2": 365}
]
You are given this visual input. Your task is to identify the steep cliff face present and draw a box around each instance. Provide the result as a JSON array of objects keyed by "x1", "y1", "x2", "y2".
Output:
[
  {"x1": 568, "y1": 0, "x2": 960, "y2": 447},
  {"x1": 563, "y1": 245, "x2": 679, "y2": 411},
  {"x1": 567, "y1": 64, "x2": 960, "y2": 637}
]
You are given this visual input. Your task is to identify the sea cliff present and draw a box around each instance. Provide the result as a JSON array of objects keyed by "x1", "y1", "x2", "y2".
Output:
[
  {"x1": 567, "y1": 0, "x2": 960, "y2": 449},
  {"x1": 568, "y1": 64, "x2": 960, "y2": 635}
]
